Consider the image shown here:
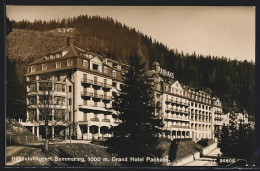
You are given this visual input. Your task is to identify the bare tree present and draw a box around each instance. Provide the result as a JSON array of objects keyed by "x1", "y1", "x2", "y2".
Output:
[{"x1": 28, "y1": 79, "x2": 68, "y2": 151}]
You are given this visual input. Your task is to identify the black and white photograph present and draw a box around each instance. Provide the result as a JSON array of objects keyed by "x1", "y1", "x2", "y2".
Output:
[{"x1": 5, "y1": 5, "x2": 256, "y2": 167}]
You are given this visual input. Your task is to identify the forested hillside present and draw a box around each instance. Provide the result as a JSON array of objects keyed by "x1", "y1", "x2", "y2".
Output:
[{"x1": 6, "y1": 15, "x2": 255, "y2": 119}]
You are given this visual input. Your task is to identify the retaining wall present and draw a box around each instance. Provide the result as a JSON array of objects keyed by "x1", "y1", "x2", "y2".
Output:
[{"x1": 168, "y1": 142, "x2": 217, "y2": 166}]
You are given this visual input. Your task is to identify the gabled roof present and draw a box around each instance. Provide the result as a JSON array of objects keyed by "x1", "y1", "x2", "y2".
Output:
[{"x1": 29, "y1": 41, "x2": 86, "y2": 65}]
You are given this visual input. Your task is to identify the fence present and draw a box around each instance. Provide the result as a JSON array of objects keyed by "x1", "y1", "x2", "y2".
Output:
[{"x1": 6, "y1": 135, "x2": 42, "y2": 145}]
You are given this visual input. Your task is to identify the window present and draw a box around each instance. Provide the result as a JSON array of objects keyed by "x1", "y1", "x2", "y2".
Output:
[
  {"x1": 53, "y1": 96, "x2": 65, "y2": 105},
  {"x1": 68, "y1": 112, "x2": 71, "y2": 121},
  {"x1": 28, "y1": 96, "x2": 37, "y2": 105},
  {"x1": 68, "y1": 98, "x2": 71, "y2": 105},
  {"x1": 42, "y1": 64, "x2": 47, "y2": 71},
  {"x1": 56, "y1": 62, "x2": 61, "y2": 69},
  {"x1": 28, "y1": 109, "x2": 37, "y2": 121},
  {"x1": 56, "y1": 75, "x2": 60, "y2": 81},
  {"x1": 166, "y1": 86, "x2": 169, "y2": 92},
  {"x1": 56, "y1": 53, "x2": 61, "y2": 58},
  {"x1": 93, "y1": 63, "x2": 99, "y2": 71},
  {"x1": 54, "y1": 110, "x2": 65, "y2": 121},
  {"x1": 67, "y1": 60, "x2": 73, "y2": 67},
  {"x1": 83, "y1": 60, "x2": 88, "y2": 68},
  {"x1": 39, "y1": 82, "x2": 52, "y2": 91},
  {"x1": 28, "y1": 83, "x2": 36, "y2": 92},
  {"x1": 54, "y1": 83, "x2": 65, "y2": 92},
  {"x1": 112, "y1": 82, "x2": 117, "y2": 88},
  {"x1": 50, "y1": 55, "x2": 53, "y2": 60},
  {"x1": 112, "y1": 70, "x2": 116, "y2": 77},
  {"x1": 104, "y1": 66, "x2": 108, "y2": 74},
  {"x1": 68, "y1": 86, "x2": 72, "y2": 92},
  {"x1": 30, "y1": 66, "x2": 35, "y2": 73}
]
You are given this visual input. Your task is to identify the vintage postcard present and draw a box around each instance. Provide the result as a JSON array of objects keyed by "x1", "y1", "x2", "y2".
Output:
[{"x1": 5, "y1": 5, "x2": 256, "y2": 168}]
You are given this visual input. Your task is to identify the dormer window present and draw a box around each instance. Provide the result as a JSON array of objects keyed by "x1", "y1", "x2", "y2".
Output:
[
  {"x1": 42, "y1": 64, "x2": 47, "y2": 71},
  {"x1": 112, "y1": 70, "x2": 116, "y2": 77},
  {"x1": 104, "y1": 66, "x2": 108, "y2": 74},
  {"x1": 56, "y1": 62, "x2": 61, "y2": 69},
  {"x1": 30, "y1": 66, "x2": 35, "y2": 73},
  {"x1": 67, "y1": 59, "x2": 73, "y2": 67},
  {"x1": 83, "y1": 60, "x2": 88, "y2": 68},
  {"x1": 93, "y1": 63, "x2": 99, "y2": 71}
]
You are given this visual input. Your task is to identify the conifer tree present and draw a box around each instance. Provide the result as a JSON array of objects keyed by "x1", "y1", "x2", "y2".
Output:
[{"x1": 106, "y1": 54, "x2": 164, "y2": 166}]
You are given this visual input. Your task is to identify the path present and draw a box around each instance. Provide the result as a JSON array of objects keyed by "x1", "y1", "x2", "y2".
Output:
[{"x1": 184, "y1": 147, "x2": 222, "y2": 166}]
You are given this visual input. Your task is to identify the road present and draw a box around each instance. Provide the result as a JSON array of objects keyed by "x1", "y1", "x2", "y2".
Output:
[{"x1": 184, "y1": 147, "x2": 222, "y2": 166}]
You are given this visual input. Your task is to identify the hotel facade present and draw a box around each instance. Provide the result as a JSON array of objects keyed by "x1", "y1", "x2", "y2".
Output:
[{"x1": 22, "y1": 38, "x2": 226, "y2": 141}]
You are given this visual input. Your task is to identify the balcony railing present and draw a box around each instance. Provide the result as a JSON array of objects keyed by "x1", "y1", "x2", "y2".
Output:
[
  {"x1": 214, "y1": 111, "x2": 222, "y2": 114},
  {"x1": 81, "y1": 91, "x2": 93, "y2": 97},
  {"x1": 165, "y1": 98, "x2": 189, "y2": 106},
  {"x1": 170, "y1": 125, "x2": 190, "y2": 129},
  {"x1": 101, "y1": 119, "x2": 110, "y2": 123},
  {"x1": 103, "y1": 95, "x2": 112, "y2": 101},
  {"x1": 93, "y1": 81, "x2": 103, "y2": 87},
  {"x1": 103, "y1": 83, "x2": 112, "y2": 89},
  {"x1": 81, "y1": 78, "x2": 93, "y2": 85},
  {"x1": 215, "y1": 117, "x2": 223, "y2": 121},
  {"x1": 165, "y1": 114, "x2": 190, "y2": 121},
  {"x1": 90, "y1": 118, "x2": 99, "y2": 122},
  {"x1": 28, "y1": 87, "x2": 37, "y2": 92},
  {"x1": 93, "y1": 93, "x2": 103, "y2": 99}
]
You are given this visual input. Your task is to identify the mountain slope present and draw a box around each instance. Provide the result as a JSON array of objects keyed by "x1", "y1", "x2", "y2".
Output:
[{"x1": 6, "y1": 15, "x2": 255, "y2": 116}]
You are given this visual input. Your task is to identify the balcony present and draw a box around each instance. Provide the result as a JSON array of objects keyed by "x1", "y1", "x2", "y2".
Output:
[
  {"x1": 165, "y1": 114, "x2": 190, "y2": 122},
  {"x1": 101, "y1": 119, "x2": 110, "y2": 123},
  {"x1": 165, "y1": 98, "x2": 171, "y2": 104},
  {"x1": 28, "y1": 87, "x2": 37, "y2": 92},
  {"x1": 81, "y1": 78, "x2": 93, "y2": 86},
  {"x1": 103, "y1": 83, "x2": 112, "y2": 90},
  {"x1": 170, "y1": 125, "x2": 190, "y2": 129},
  {"x1": 92, "y1": 93, "x2": 103, "y2": 100},
  {"x1": 81, "y1": 91, "x2": 93, "y2": 98},
  {"x1": 170, "y1": 100, "x2": 188, "y2": 107},
  {"x1": 93, "y1": 81, "x2": 103, "y2": 88},
  {"x1": 78, "y1": 104, "x2": 112, "y2": 113},
  {"x1": 165, "y1": 108, "x2": 171, "y2": 113},
  {"x1": 214, "y1": 117, "x2": 223, "y2": 121},
  {"x1": 103, "y1": 95, "x2": 112, "y2": 102},
  {"x1": 214, "y1": 111, "x2": 222, "y2": 114},
  {"x1": 90, "y1": 118, "x2": 99, "y2": 122}
]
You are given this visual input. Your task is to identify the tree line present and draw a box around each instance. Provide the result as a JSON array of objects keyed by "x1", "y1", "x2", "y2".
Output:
[
  {"x1": 218, "y1": 123, "x2": 255, "y2": 166},
  {"x1": 7, "y1": 15, "x2": 255, "y2": 118}
]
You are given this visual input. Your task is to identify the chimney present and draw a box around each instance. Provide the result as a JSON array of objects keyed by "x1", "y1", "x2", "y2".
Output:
[{"x1": 66, "y1": 37, "x2": 71, "y2": 46}]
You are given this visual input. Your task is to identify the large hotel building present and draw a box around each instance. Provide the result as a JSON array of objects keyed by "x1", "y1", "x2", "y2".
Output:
[{"x1": 22, "y1": 38, "x2": 227, "y2": 141}]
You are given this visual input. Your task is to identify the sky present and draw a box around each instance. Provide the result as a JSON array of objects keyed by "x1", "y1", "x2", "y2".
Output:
[{"x1": 6, "y1": 6, "x2": 255, "y2": 62}]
